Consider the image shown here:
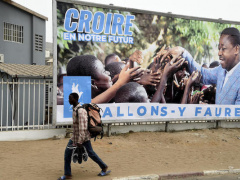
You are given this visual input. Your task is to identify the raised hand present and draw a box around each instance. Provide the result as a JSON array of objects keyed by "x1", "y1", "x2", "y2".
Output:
[
  {"x1": 180, "y1": 71, "x2": 201, "y2": 104},
  {"x1": 137, "y1": 70, "x2": 161, "y2": 86},
  {"x1": 162, "y1": 57, "x2": 185, "y2": 78},
  {"x1": 190, "y1": 91, "x2": 204, "y2": 104},
  {"x1": 161, "y1": 46, "x2": 185, "y2": 61},
  {"x1": 117, "y1": 63, "x2": 144, "y2": 85},
  {"x1": 129, "y1": 50, "x2": 144, "y2": 66},
  {"x1": 151, "y1": 45, "x2": 170, "y2": 73},
  {"x1": 186, "y1": 71, "x2": 201, "y2": 88},
  {"x1": 153, "y1": 45, "x2": 166, "y2": 64},
  {"x1": 174, "y1": 76, "x2": 189, "y2": 90}
]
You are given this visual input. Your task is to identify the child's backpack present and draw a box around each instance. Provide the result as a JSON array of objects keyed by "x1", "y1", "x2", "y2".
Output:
[{"x1": 76, "y1": 103, "x2": 104, "y2": 141}]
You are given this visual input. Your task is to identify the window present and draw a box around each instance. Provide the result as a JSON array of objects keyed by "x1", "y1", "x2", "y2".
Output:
[
  {"x1": 35, "y1": 34, "x2": 43, "y2": 52},
  {"x1": 3, "y1": 22, "x2": 23, "y2": 43}
]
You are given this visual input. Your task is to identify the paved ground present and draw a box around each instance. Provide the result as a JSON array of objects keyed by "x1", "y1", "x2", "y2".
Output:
[{"x1": 0, "y1": 128, "x2": 240, "y2": 180}]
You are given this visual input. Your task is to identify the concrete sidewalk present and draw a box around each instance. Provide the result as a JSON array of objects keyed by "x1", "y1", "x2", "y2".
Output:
[{"x1": 112, "y1": 168, "x2": 240, "y2": 179}]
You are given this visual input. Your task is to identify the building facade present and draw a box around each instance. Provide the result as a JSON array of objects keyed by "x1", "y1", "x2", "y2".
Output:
[
  {"x1": 0, "y1": 1, "x2": 52, "y2": 132},
  {"x1": 0, "y1": 0, "x2": 48, "y2": 65}
]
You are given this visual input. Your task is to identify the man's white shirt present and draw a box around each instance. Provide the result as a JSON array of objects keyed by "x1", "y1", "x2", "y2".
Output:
[{"x1": 223, "y1": 61, "x2": 240, "y2": 88}]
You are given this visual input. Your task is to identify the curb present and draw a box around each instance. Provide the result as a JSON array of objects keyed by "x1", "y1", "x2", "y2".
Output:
[
  {"x1": 112, "y1": 174, "x2": 159, "y2": 180},
  {"x1": 112, "y1": 168, "x2": 240, "y2": 180},
  {"x1": 159, "y1": 171, "x2": 204, "y2": 179},
  {"x1": 204, "y1": 168, "x2": 240, "y2": 175}
]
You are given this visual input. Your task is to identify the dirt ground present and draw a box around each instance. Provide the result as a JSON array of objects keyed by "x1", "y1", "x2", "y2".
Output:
[{"x1": 1, "y1": 128, "x2": 240, "y2": 180}]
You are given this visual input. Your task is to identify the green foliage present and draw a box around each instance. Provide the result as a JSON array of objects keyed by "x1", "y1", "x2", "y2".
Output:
[{"x1": 56, "y1": 1, "x2": 240, "y2": 69}]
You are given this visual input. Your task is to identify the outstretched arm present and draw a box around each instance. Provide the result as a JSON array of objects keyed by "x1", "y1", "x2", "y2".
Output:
[
  {"x1": 181, "y1": 71, "x2": 201, "y2": 104},
  {"x1": 129, "y1": 50, "x2": 143, "y2": 68},
  {"x1": 151, "y1": 56, "x2": 185, "y2": 102},
  {"x1": 163, "y1": 47, "x2": 219, "y2": 85}
]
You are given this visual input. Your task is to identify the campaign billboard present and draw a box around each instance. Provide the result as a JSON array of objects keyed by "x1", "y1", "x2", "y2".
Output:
[{"x1": 55, "y1": 0, "x2": 240, "y2": 124}]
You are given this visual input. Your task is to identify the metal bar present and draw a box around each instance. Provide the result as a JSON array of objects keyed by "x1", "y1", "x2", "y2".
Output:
[
  {"x1": 107, "y1": 123, "x2": 112, "y2": 137},
  {"x1": 56, "y1": 0, "x2": 240, "y2": 25},
  {"x1": 0, "y1": 82, "x2": 47, "y2": 85},
  {"x1": 12, "y1": 79, "x2": 15, "y2": 131},
  {"x1": 33, "y1": 80, "x2": 35, "y2": 129},
  {"x1": 0, "y1": 123, "x2": 54, "y2": 129},
  {"x1": 28, "y1": 79, "x2": 30, "y2": 130},
  {"x1": 216, "y1": 120, "x2": 220, "y2": 129},
  {"x1": 52, "y1": 0, "x2": 57, "y2": 127},
  {"x1": 43, "y1": 80, "x2": 46, "y2": 127},
  {"x1": 48, "y1": 81, "x2": 50, "y2": 129},
  {"x1": 1, "y1": 77, "x2": 3, "y2": 131},
  {"x1": 23, "y1": 79, "x2": 25, "y2": 130},
  {"x1": 165, "y1": 122, "x2": 169, "y2": 132},
  {"x1": 38, "y1": 79, "x2": 40, "y2": 129},
  {"x1": 6, "y1": 77, "x2": 9, "y2": 131},
  {"x1": 17, "y1": 79, "x2": 20, "y2": 130}
]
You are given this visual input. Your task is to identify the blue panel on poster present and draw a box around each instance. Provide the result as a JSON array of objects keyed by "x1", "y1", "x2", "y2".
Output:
[{"x1": 63, "y1": 76, "x2": 91, "y2": 118}]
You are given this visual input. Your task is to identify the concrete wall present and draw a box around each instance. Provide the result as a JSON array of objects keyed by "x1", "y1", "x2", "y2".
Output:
[
  {"x1": 0, "y1": 129, "x2": 66, "y2": 141},
  {"x1": 0, "y1": 1, "x2": 45, "y2": 65},
  {"x1": 0, "y1": 121, "x2": 239, "y2": 141},
  {"x1": 104, "y1": 121, "x2": 240, "y2": 136}
]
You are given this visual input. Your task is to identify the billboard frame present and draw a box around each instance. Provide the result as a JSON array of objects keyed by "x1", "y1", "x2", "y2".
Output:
[{"x1": 52, "y1": 0, "x2": 240, "y2": 126}]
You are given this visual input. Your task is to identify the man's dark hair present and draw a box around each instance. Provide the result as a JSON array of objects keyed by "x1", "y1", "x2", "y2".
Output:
[
  {"x1": 105, "y1": 62, "x2": 125, "y2": 79},
  {"x1": 69, "y1": 92, "x2": 79, "y2": 101},
  {"x1": 209, "y1": 61, "x2": 220, "y2": 68},
  {"x1": 66, "y1": 55, "x2": 99, "y2": 79},
  {"x1": 105, "y1": 53, "x2": 118, "y2": 65},
  {"x1": 221, "y1": 27, "x2": 240, "y2": 46},
  {"x1": 115, "y1": 82, "x2": 148, "y2": 103}
]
